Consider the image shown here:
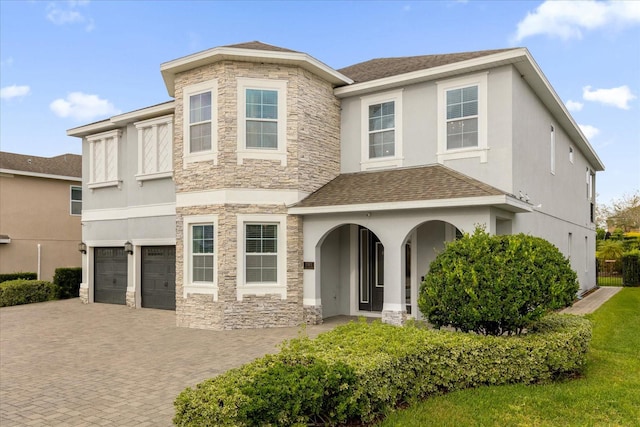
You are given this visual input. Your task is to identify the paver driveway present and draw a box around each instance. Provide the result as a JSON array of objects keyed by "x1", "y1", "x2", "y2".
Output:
[{"x1": 0, "y1": 299, "x2": 345, "y2": 426}]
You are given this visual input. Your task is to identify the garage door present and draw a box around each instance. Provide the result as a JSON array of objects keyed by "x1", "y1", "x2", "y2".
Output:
[
  {"x1": 141, "y1": 246, "x2": 176, "y2": 310},
  {"x1": 94, "y1": 247, "x2": 128, "y2": 305}
]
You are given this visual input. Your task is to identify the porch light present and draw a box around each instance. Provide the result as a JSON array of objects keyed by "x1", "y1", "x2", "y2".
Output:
[
  {"x1": 124, "y1": 241, "x2": 134, "y2": 255},
  {"x1": 78, "y1": 242, "x2": 87, "y2": 254}
]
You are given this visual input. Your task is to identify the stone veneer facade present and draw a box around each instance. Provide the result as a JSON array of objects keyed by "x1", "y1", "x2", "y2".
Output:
[{"x1": 173, "y1": 60, "x2": 340, "y2": 329}]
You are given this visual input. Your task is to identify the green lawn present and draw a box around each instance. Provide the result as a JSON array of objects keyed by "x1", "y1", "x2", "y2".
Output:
[{"x1": 380, "y1": 288, "x2": 640, "y2": 427}]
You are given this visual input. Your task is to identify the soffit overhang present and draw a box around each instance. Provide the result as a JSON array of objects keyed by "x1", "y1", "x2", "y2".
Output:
[{"x1": 160, "y1": 47, "x2": 353, "y2": 97}]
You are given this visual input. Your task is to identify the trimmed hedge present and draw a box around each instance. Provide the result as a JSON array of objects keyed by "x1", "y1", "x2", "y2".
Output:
[
  {"x1": 54, "y1": 267, "x2": 82, "y2": 299},
  {"x1": 0, "y1": 272, "x2": 37, "y2": 283},
  {"x1": 0, "y1": 279, "x2": 57, "y2": 307},
  {"x1": 622, "y1": 250, "x2": 640, "y2": 286},
  {"x1": 174, "y1": 315, "x2": 591, "y2": 426}
]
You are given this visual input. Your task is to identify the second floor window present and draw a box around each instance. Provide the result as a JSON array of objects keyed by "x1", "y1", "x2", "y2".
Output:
[
  {"x1": 246, "y1": 89, "x2": 278, "y2": 149},
  {"x1": 446, "y1": 85, "x2": 478, "y2": 149},
  {"x1": 189, "y1": 92, "x2": 212, "y2": 153},
  {"x1": 368, "y1": 101, "x2": 395, "y2": 158},
  {"x1": 70, "y1": 186, "x2": 82, "y2": 215}
]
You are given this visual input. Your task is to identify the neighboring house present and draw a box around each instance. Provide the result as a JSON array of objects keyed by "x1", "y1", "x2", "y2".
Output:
[
  {"x1": 68, "y1": 41, "x2": 604, "y2": 329},
  {"x1": 0, "y1": 152, "x2": 82, "y2": 281}
]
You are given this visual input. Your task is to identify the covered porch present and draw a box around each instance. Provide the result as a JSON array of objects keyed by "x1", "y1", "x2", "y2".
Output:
[{"x1": 289, "y1": 165, "x2": 531, "y2": 325}]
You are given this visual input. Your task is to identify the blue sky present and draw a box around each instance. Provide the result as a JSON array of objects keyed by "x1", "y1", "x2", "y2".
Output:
[{"x1": 1, "y1": 0, "x2": 638, "y2": 204}]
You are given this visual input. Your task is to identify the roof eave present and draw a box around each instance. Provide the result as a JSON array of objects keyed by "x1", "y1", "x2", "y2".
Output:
[
  {"x1": 67, "y1": 101, "x2": 175, "y2": 138},
  {"x1": 0, "y1": 168, "x2": 81, "y2": 182},
  {"x1": 289, "y1": 194, "x2": 532, "y2": 215},
  {"x1": 160, "y1": 47, "x2": 353, "y2": 97},
  {"x1": 334, "y1": 48, "x2": 530, "y2": 98}
]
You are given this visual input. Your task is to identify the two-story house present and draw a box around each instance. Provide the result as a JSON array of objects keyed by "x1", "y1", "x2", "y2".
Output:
[
  {"x1": 68, "y1": 41, "x2": 604, "y2": 329},
  {"x1": 0, "y1": 151, "x2": 82, "y2": 281}
]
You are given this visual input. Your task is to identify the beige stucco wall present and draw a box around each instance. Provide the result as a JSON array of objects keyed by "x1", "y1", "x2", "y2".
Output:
[{"x1": 0, "y1": 173, "x2": 82, "y2": 281}]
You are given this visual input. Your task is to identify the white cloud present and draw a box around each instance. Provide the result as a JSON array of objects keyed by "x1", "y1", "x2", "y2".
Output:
[
  {"x1": 579, "y1": 124, "x2": 600, "y2": 140},
  {"x1": 512, "y1": 0, "x2": 640, "y2": 42},
  {"x1": 566, "y1": 100, "x2": 584, "y2": 112},
  {"x1": 46, "y1": 1, "x2": 94, "y2": 32},
  {"x1": 50, "y1": 92, "x2": 120, "y2": 121},
  {"x1": 583, "y1": 85, "x2": 636, "y2": 110},
  {"x1": 1, "y1": 85, "x2": 31, "y2": 100}
]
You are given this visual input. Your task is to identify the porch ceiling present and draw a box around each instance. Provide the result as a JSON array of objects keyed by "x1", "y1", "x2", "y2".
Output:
[{"x1": 289, "y1": 164, "x2": 532, "y2": 215}]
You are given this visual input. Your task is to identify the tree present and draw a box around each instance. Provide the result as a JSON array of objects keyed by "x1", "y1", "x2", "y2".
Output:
[{"x1": 598, "y1": 191, "x2": 640, "y2": 232}]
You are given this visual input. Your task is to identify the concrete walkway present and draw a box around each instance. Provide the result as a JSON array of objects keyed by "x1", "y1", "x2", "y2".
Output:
[
  {"x1": 561, "y1": 286, "x2": 623, "y2": 315},
  {"x1": 0, "y1": 299, "x2": 346, "y2": 427}
]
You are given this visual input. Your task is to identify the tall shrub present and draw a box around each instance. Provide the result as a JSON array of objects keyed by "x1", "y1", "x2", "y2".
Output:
[
  {"x1": 53, "y1": 267, "x2": 82, "y2": 299},
  {"x1": 418, "y1": 228, "x2": 578, "y2": 335},
  {"x1": 621, "y1": 250, "x2": 640, "y2": 286}
]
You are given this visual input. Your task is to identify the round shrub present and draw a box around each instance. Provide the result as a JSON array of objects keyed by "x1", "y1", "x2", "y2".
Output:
[{"x1": 418, "y1": 228, "x2": 578, "y2": 335}]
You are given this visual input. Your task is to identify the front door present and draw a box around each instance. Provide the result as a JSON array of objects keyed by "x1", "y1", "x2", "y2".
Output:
[{"x1": 358, "y1": 228, "x2": 384, "y2": 312}]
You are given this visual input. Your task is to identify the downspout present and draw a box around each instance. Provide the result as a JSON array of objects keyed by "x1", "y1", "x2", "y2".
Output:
[{"x1": 37, "y1": 244, "x2": 41, "y2": 280}]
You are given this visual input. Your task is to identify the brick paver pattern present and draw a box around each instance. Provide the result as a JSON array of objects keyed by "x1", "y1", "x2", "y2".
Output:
[{"x1": 0, "y1": 299, "x2": 343, "y2": 426}]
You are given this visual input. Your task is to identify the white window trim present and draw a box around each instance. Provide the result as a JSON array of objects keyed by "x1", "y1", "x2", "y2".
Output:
[
  {"x1": 236, "y1": 214, "x2": 287, "y2": 301},
  {"x1": 436, "y1": 72, "x2": 488, "y2": 164},
  {"x1": 360, "y1": 89, "x2": 404, "y2": 171},
  {"x1": 183, "y1": 215, "x2": 218, "y2": 300},
  {"x1": 550, "y1": 125, "x2": 556, "y2": 175},
  {"x1": 135, "y1": 114, "x2": 174, "y2": 184},
  {"x1": 87, "y1": 129, "x2": 122, "y2": 189},
  {"x1": 236, "y1": 78, "x2": 288, "y2": 166},
  {"x1": 183, "y1": 80, "x2": 218, "y2": 167},
  {"x1": 70, "y1": 185, "x2": 82, "y2": 216}
]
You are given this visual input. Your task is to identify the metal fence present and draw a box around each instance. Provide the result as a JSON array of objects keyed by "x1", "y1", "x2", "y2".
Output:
[{"x1": 596, "y1": 258, "x2": 640, "y2": 286}]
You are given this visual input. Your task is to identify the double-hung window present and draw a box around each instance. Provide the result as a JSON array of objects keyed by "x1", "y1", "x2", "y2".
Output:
[
  {"x1": 360, "y1": 89, "x2": 403, "y2": 170},
  {"x1": 237, "y1": 78, "x2": 287, "y2": 165},
  {"x1": 245, "y1": 224, "x2": 277, "y2": 283},
  {"x1": 189, "y1": 92, "x2": 212, "y2": 153},
  {"x1": 183, "y1": 215, "x2": 218, "y2": 299},
  {"x1": 446, "y1": 86, "x2": 478, "y2": 149},
  {"x1": 192, "y1": 224, "x2": 214, "y2": 282},
  {"x1": 236, "y1": 214, "x2": 287, "y2": 300},
  {"x1": 70, "y1": 186, "x2": 82, "y2": 216},
  {"x1": 437, "y1": 73, "x2": 488, "y2": 163},
  {"x1": 368, "y1": 102, "x2": 395, "y2": 158},
  {"x1": 183, "y1": 80, "x2": 217, "y2": 165},
  {"x1": 246, "y1": 89, "x2": 278, "y2": 149}
]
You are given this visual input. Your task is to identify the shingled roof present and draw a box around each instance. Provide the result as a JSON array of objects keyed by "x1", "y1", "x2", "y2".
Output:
[
  {"x1": 338, "y1": 48, "x2": 517, "y2": 83},
  {"x1": 0, "y1": 152, "x2": 82, "y2": 178},
  {"x1": 294, "y1": 164, "x2": 506, "y2": 208},
  {"x1": 222, "y1": 41, "x2": 299, "y2": 53}
]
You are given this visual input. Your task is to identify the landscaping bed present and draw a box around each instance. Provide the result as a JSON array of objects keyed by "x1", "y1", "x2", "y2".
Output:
[{"x1": 174, "y1": 314, "x2": 591, "y2": 426}]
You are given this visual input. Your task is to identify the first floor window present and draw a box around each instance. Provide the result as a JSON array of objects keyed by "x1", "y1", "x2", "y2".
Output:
[
  {"x1": 70, "y1": 186, "x2": 82, "y2": 215},
  {"x1": 245, "y1": 224, "x2": 277, "y2": 283},
  {"x1": 446, "y1": 85, "x2": 478, "y2": 149},
  {"x1": 192, "y1": 224, "x2": 214, "y2": 282}
]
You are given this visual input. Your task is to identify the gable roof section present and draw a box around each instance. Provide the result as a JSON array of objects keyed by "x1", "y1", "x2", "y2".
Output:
[
  {"x1": 290, "y1": 164, "x2": 531, "y2": 214},
  {"x1": 334, "y1": 47, "x2": 604, "y2": 172},
  {"x1": 160, "y1": 40, "x2": 353, "y2": 96},
  {"x1": 0, "y1": 151, "x2": 82, "y2": 180},
  {"x1": 338, "y1": 48, "x2": 516, "y2": 83}
]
